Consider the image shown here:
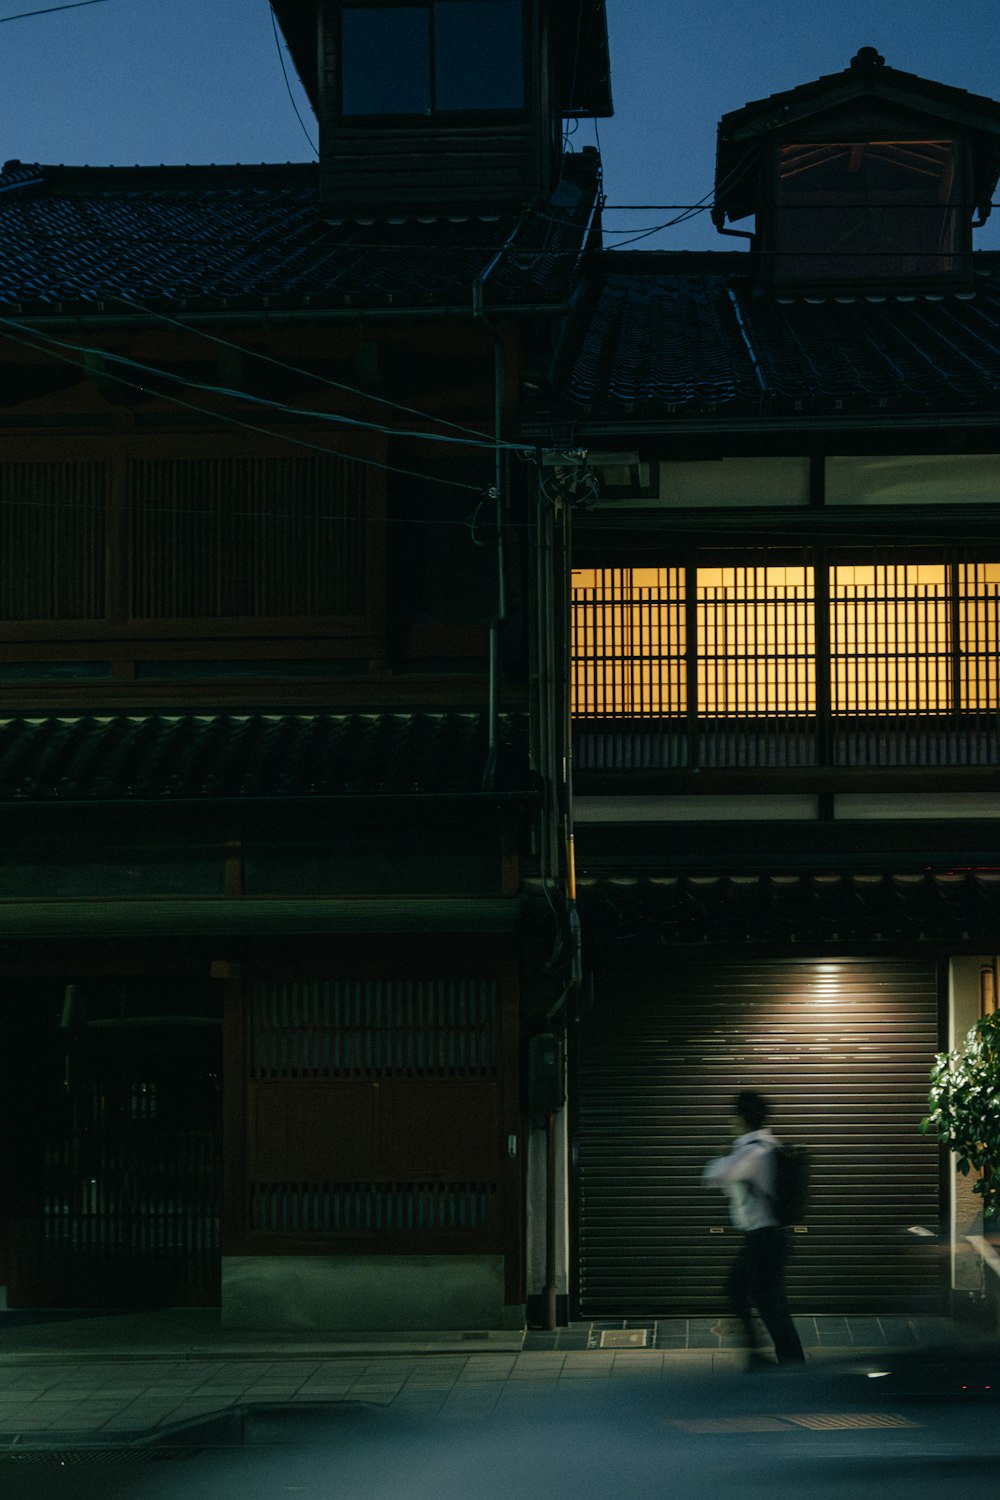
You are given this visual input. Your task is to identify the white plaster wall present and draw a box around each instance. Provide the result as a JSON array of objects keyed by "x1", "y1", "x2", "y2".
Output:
[
  {"x1": 525, "y1": 1109, "x2": 569, "y2": 1302},
  {"x1": 828, "y1": 453, "x2": 1000, "y2": 506},
  {"x1": 574, "y1": 795, "x2": 818, "y2": 823},
  {"x1": 575, "y1": 794, "x2": 1000, "y2": 825},
  {"x1": 948, "y1": 957, "x2": 987, "y2": 1294}
]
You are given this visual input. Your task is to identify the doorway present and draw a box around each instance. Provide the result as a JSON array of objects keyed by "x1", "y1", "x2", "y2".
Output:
[{"x1": 2, "y1": 978, "x2": 222, "y2": 1308}]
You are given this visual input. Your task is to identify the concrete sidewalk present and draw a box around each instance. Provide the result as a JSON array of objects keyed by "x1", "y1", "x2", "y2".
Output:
[{"x1": 0, "y1": 1309, "x2": 963, "y2": 1448}]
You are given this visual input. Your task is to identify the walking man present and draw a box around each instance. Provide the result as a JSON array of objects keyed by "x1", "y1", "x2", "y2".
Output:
[{"x1": 702, "y1": 1089, "x2": 805, "y2": 1368}]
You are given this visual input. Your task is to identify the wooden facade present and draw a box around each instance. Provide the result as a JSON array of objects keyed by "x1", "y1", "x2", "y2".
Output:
[
  {"x1": 14, "y1": 11, "x2": 1000, "y2": 1330},
  {"x1": 0, "y1": 1, "x2": 615, "y2": 1329},
  {"x1": 0, "y1": 303, "x2": 543, "y2": 1322},
  {"x1": 523, "y1": 54, "x2": 1000, "y2": 1320},
  {"x1": 310, "y1": 0, "x2": 611, "y2": 214}
]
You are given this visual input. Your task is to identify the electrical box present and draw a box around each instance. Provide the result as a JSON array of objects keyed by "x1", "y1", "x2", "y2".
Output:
[{"x1": 528, "y1": 1031, "x2": 565, "y2": 1118}]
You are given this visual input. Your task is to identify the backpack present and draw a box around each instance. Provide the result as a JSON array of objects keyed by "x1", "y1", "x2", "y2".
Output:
[{"x1": 768, "y1": 1143, "x2": 811, "y2": 1227}]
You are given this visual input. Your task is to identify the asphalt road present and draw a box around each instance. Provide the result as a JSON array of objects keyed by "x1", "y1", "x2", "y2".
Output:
[{"x1": 1, "y1": 1343, "x2": 998, "y2": 1499}]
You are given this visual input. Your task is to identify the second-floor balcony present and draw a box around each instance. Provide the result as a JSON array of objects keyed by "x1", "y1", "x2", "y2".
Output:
[{"x1": 571, "y1": 552, "x2": 1000, "y2": 779}]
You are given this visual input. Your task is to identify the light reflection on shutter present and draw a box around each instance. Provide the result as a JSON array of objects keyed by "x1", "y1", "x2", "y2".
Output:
[{"x1": 573, "y1": 956, "x2": 942, "y2": 1315}]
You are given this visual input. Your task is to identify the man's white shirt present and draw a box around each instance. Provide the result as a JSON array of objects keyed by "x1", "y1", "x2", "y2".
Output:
[{"x1": 702, "y1": 1128, "x2": 780, "y2": 1231}]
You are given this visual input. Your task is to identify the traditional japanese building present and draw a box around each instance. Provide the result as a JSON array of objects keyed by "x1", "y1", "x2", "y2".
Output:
[
  {"x1": 0, "y1": 0, "x2": 612, "y2": 1330},
  {"x1": 523, "y1": 47, "x2": 1000, "y2": 1321},
  {"x1": 3, "y1": 14, "x2": 997, "y2": 1336}
]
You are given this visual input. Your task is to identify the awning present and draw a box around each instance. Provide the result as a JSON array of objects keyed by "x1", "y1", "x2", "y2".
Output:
[
  {"x1": 0, "y1": 711, "x2": 531, "y2": 802},
  {"x1": 0, "y1": 897, "x2": 523, "y2": 940},
  {"x1": 569, "y1": 872, "x2": 1000, "y2": 947}
]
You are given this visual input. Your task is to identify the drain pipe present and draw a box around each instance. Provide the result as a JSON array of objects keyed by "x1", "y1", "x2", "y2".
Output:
[
  {"x1": 534, "y1": 467, "x2": 563, "y2": 1332},
  {"x1": 539, "y1": 471, "x2": 584, "y2": 1331},
  {"x1": 545, "y1": 1105, "x2": 559, "y2": 1329},
  {"x1": 473, "y1": 223, "x2": 526, "y2": 790}
]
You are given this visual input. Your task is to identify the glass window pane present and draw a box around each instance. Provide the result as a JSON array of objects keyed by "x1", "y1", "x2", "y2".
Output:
[
  {"x1": 434, "y1": 0, "x2": 524, "y2": 110},
  {"x1": 342, "y1": 7, "x2": 431, "y2": 115}
]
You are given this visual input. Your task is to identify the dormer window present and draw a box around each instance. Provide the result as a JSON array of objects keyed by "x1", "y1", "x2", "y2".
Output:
[
  {"x1": 772, "y1": 137, "x2": 961, "y2": 282},
  {"x1": 713, "y1": 48, "x2": 1000, "y2": 292},
  {"x1": 341, "y1": 0, "x2": 526, "y2": 116}
]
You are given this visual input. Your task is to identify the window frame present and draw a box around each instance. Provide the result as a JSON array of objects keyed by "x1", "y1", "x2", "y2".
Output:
[
  {"x1": 337, "y1": 0, "x2": 529, "y2": 121},
  {"x1": 763, "y1": 132, "x2": 972, "y2": 287},
  {"x1": 0, "y1": 431, "x2": 388, "y2": 684},
  {"x1": 571, "y1": 545, "x2": 1000, "y2": 725}
]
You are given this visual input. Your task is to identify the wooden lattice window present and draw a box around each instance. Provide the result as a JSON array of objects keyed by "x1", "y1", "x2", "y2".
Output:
[
  {"x1": 130, "y1": 454, "x2": 368, "y2": 620},
  {"x1": 697, "y1": 564, "x2": 815, "y2": 718},
  {"x1": 250, "y1": 977, "x2": 498, "y2": 1078},
  {"x1": 830, "y1": 562, "x2": 951, "y2": 714},
  {"x1": 244, "y1": 976, "x2": 502, "y2": 1244},
  {"x1": 572, "y1": 567, "x2": 686, "y2": 718},
  {"x1": 249, "y1": 1180, "x2": 497, "y2": 1233},
  {"x1": 0, "y1": 461, "x2": 107, "y2": 620},
  {"x1": 573, "y1": 555, "x2": 1000, "y2": 720},
  {"x1": 956, "y1": 562, "x2": 1000, "y2": 712}
]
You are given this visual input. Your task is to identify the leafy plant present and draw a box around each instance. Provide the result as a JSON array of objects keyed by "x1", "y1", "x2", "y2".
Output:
[{"x1": 921, "y1": 1012, "x2": 1000, "y2": 1221}]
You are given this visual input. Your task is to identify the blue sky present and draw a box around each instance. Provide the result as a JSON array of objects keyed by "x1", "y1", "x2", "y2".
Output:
[{"x1": 4, "y1": 0, "x2": 1000, "y2": 250}]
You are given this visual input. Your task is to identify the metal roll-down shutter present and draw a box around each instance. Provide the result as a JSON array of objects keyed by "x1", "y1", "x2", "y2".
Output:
[{"x1": 573, "y1": 956, "x2": 943, "y2": 1316}]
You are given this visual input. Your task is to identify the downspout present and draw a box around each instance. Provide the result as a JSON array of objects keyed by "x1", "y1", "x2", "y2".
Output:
[
  {"x1": 547, "y1": 492, "x2": 582, "y2": 1333},
  {"x1": 532, "y1": 461, "x2": 565, "y2": 1332},
  {"x1": 548, "y1": 489, "x2": 581, "y2": 1019},
  {"x1": 472, "y1": 177, "x2": 603, "y2": 791},
  {"x1": 478, "y1": 190, "x2": 598, "y2": 1330},
  {"x1": 473, "y1": 222, "x2": 526, "y2": 791},
  {"x1": 545, "y1": 1103, "x2": 559, "y2": 1330},
  {"x1": 540, "y1": 470, "x2": 583, "y2": 1332}
]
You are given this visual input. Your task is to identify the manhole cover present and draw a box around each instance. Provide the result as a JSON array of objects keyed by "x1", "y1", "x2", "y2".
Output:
[{"x1": 599, "y1": 1329, "x2": 649, "y2": 1349}]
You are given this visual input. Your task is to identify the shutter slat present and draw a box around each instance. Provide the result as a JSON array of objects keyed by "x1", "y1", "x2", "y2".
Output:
[{"x1": 573, "y1": 957, "x2": 942, "y2": 1315}]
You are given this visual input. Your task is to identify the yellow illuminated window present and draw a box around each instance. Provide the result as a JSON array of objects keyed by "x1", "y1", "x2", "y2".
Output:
[
  {"x1": 830, "y1": 563, "x2": 951, "y2": 714},
  {"x1": 697, "y1": 565, "x2": 815, "y2": 717},
  {"x1": 572, "y1": 559, "x2": 1000, "y2": 720},
  {"x1": 957, "y1": 562, "x2": 1000, "y2": 712},
  {"x1": 571, "y1": 567, "x2": 686, "y2": 717}
]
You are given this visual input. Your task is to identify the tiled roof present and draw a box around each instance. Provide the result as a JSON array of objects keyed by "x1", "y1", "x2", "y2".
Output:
[
  {"x1": 724, "y1": 56, "x2": 1000, "y2": 125},
  {"x1": 537, "y1": 251, "x2": 1000, "y2": 424},
  {"x1": 574, "y1": 872, "x2": 1000, "y2": 947},
  {"x1": 0, "y1": 155, "x2": 598, "y2": 314},
  {"x1": 0, "y1": 712, "x2": 531, "y2": 801}
]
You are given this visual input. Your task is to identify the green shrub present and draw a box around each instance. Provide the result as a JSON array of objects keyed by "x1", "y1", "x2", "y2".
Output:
[{"x1": 921, "y1": 1012, "x2": 1000, "y2": 1221}]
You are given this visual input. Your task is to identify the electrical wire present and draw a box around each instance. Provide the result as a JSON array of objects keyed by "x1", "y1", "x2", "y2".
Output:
[
  {"x1": 63, "y1": 234, "x2": 992, "y2": 258},
  {"x1": 0, "y1": 0, "x2": 108, "y2": 22},
  {"x1": 0, "y1": 316, "x2": 488, "y2": 493},
  {"x1": 0, "y1": 311, "x2": 525, "y2": 454},
  {"x1": 0, "y1": 342, "x2": 559, "y2": 531},
  {"x1": 107, "y1": 291, "x2": 502, "y2": 444},
  {"x1": 268, "y1": 1, "x2": 318, "y2": 159}
]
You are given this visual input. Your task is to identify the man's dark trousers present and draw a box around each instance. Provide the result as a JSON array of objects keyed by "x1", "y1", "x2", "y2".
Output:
[{"x1": 728, "y1": 1225, "x2": 805, "y2": 1363}]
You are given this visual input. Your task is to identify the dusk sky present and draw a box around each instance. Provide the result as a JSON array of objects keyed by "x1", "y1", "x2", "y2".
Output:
[{"x1": 4, "y1": 0, "x2": 1000, "y2": 250}]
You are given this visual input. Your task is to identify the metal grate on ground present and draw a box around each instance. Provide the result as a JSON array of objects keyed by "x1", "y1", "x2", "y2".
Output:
[
  {"x1": 522, "y1": 1316, "x2": 953, "y2": 1352},
  {"x1": 0, "y1": 1450, "x2": 199, "y2": 1466}
]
